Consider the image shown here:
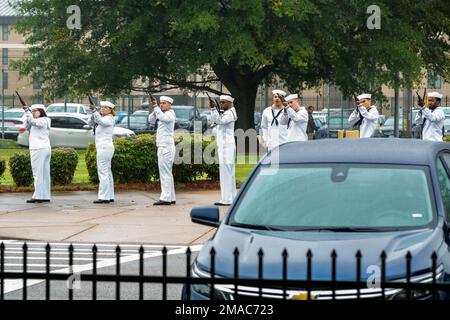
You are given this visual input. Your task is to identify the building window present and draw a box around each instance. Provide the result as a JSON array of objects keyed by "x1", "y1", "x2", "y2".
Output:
[
  {"x1": 2, "y1": 71, "x2": 8, "y2": 90},
  {"x1": 2, "y1": 48, "x2": 7, "y2": 65},
  {"x1": 428, "y1": 72, "x2": 442, "y2": 89},
  {"x1": 33, "y1": 73, "x2": 43, "y2": 90},
  {"x1": 2, "y1": 24, "x2": 8, "y2": 41}
]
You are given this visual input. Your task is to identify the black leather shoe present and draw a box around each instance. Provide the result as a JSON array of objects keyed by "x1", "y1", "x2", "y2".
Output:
[
  {"x1": 110, "y1": 199, "x2": 114, "y2": 203},
  {"x1": 35, "y1": 199, "x2": 50, "y2": 203},
  {"x1": 214, "y1": 202, "x2": 230, "y2": 206},
  {"x1": 153, "y1": 200, "x2": 171, "y2": 206},
  {"x1": 26, "y1": 199, "x2": 37, "y2": 203},
  {"x1": 93, "y1": 199, "x2": 110, "y2": 204},
  {"x1": 171, "y1": 201, "x2": 176, "y2": 205}
]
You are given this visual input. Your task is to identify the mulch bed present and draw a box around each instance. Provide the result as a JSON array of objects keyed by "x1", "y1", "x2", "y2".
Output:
[{"x1": 0, "y1": 180, "x2": 233, "y2": 193}]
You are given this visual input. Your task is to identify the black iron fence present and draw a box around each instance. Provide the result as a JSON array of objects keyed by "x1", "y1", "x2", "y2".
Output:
[{"x1": 0, "y1": 242, "x2": 449, "y2": 301}]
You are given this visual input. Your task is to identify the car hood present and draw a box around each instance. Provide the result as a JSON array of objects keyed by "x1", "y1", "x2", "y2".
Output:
[
  {"x1": 196, "y1": 224, "x2": 444, "y2": 281},
  {"x1": 113, "y1": 126, "x2": 134, "y2": 135}
]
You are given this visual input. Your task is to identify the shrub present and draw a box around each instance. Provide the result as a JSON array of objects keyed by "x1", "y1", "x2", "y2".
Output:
[
  {"x1": 50, "y1": 148, "x2": 78, "y2": 185},
  {"x1": 85, "y1": 134, "x2": 220, "y2": 184},
  {"x1": 444, "y1": 136, "x2": 450, "y2": 143},
  {"x1": 86, "y1": 135, "x2": 158, "y2": 184},
  {"x1": 9, "y1": 148, "x2": 79, "y2": 186},
  {"x1": 9, "y1": 152, "x2": 33, "y2": 186},
  {"x1": 0, "y1": 159, "x2": 6, "y2": 177}
]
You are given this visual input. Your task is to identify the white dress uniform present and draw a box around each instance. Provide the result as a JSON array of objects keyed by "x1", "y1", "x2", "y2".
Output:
[
  {"x1": 23, "y1": 107, "x2": 51, "y2": 200},
  {"x1": 260, "y1": 106, "x2": 289, "y2": 150},
  {"x1": 348, "y1": 106, "x2": 379, "y2": 138},
  {"x1": 149, "y1": 103, "x2": 176, "y2": 203},
  {"x1": 285, "y1": 95, "x2": 309, "y2": 142},
  {"x1": 211, "y1": 99, "x2": 238, "y2": 205},
  {"x1": 88, "y1": 105, "x2": 115, "y2": 201},
  {"x1": 415, "y1": 107, "x2": 445, "y2": 142}
]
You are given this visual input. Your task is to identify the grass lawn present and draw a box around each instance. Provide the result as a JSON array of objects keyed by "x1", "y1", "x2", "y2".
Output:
[{"x1": 0, "y1": 147, "x2": 258, "y2": 187}]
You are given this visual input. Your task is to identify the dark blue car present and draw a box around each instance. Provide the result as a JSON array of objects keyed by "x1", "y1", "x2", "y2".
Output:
[{"x1": 185, "y1": 139, "x2": 450, "y2": 300}]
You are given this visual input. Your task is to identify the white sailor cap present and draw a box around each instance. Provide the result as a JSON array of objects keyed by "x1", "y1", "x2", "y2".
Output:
[
  {"x1": 100, "y1": 101, "x2": 115, "y2": 109},
  {"x1": 428, "y1": 91, "x2": 443, "y2": 99},
  {"x1": 30, "y1": 104, "x2": 45, "y2": 111},
  {"x1": 219, "y1": 95, "x2": 234, "y2": 102},
  {"x1": 160, "y1": 96, "x2": 174, "y2": 104},
  {"x1": 357, "y1": 93, "x2": 371, "y2": 100},
  {"x1": 285, "y1": 94, "x2": 299, "y2": 102},
  {"x1": 272, "y1": 89, "x2": 286, "y2": 97}
]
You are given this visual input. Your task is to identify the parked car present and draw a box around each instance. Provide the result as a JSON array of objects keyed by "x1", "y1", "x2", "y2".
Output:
[
  {"x1": 17, "y1": 113, "x2": 134, "y2": 148},
  {"x1": 0, "y1": 118, "x2": 23, "y2": 140},
  {"x1": 116, "y1": 114, "x2": 155, "y2": 134},
  {"x1": 380, "y1": 117, "x2": 404, "y2": 137},
  {"x1": 1, "y1": 108, "x2": 25, "y2": 120},
  {"x1": 312, "y1": 118, "x2": 328, "y2": 139},
  {"x1": 46, "y1": 103, "x2": 89, "y2": 120},
  {"x1": 114, "y1": 111, "x2": 128, "y2": 125},
  {"x1": 185, "y1": 139, "x2": 450, "y2": 300},
  {"x1": 199, "y1": 108, "x2": 213, "y2": 127},
  {"x1": 444, "y1": 118, "x2": 450, "y2": 137},
  {"x1": 172, "y1": 106, "x2": 208, "y2": 133}
]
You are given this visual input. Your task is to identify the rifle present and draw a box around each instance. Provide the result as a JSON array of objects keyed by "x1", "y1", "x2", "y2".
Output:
[
  {"x1": 351, "y1": 94, "x2": 364, "y2": 130},
  {"x1": 15, "y1": 91, "x2": 27, "y2": 108},
  {"x1": 206, "y1": 92, "x2": 221, "y2": 114},
  {"x1": 88, "y1": 94, "x2": 95, "y2": 106}
]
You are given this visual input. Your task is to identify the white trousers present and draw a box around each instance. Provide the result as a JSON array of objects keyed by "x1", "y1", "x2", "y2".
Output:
[
  {"x1": 218, "y1": 143, "x2": 236, "y2": 204},
  {"x1": 30, "y1": 148, "x2": 51, "y2": 200},
  {"x1": 158, "y1": 145, "x2": 176, "y2": 202},
  {"x1": 96, "y1": 145, "x2": 115, "y2": 201}
]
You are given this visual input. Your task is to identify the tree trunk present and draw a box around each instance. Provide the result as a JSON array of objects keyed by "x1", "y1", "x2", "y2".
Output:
[
  {"x1": 228, "y1": 85, "x2": 258, "y2": 131},
  {"x1": 212, "y1": 61, "x2": 264, "y2": 131}
]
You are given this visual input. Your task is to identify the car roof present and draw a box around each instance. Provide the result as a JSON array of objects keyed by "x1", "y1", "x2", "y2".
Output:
[
  {"x1": 4, "y1": 108, "x2": 24, "y2": 112},
  {"x1": 46, "y1": 113, "x2": 87, "y2": 119},
  {"x1": 269, "y1": 138, "x2": 450, "y2": 166},
  {"x1": 47, "y1": 103, "x2": 85, "y2": 108},
  {"x1": 172, "y1": 105, "x2": 195, "y2": 109}
]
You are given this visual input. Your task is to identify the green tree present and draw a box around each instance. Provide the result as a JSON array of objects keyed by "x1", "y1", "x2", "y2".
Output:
[{"x1": 13, "y1": 0, "x2": 450, "y2": 129}]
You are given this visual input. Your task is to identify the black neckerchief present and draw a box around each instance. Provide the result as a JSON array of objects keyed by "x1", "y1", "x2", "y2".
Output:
[{"x1": 271, "y1": 107, "x2": 284, "y2": 126}]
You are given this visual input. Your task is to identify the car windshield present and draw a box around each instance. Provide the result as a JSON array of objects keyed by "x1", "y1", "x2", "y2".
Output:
[
  {"x1": 47, "y1": 106, "x2": 78, "y2": 113},
  {"x1": 229, "y1": 164, "x2": 434, "y2": 231},
  {"x1": 173, "y1": 108, "x2": 192, "y2": 120},
  {"x1": 120, "y1": 116, "x2": 147, "y2": 125},
  {"x1": 4, "y1": 111, "x2": 23, "y2": 118}
]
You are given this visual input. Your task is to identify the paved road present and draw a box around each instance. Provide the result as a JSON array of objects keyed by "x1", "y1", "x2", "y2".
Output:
[{"x1": 1, "y1": 240, "x2": 201, "y2": 300}]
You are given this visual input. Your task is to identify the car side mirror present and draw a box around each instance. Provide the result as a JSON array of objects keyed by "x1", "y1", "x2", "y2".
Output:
[
  {"x1": 191, "y1": 206, "x2": 220, "y2": 227},
  {"x1": 83, "y1": 124, "x2": 92, "y2": 130}
]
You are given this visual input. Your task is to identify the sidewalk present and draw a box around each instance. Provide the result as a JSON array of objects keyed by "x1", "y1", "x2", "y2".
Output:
[{"x1": 0, "y1": 191, "x2": 228, "y2": 245}]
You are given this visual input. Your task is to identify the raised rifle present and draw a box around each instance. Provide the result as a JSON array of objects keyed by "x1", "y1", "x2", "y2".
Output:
[
  {"x1": 88, "y1": 94, "x2": 95, "y2": 106},
  {"x1": 206, "y1": 92, "x2": 221, "y2": 114},
  {"x1": 15, "y1": 91, "x2": 27, "y2": 108}
]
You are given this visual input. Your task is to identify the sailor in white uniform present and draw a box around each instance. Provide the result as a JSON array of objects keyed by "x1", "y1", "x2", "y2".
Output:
[
  {"x1": 88, "y1": 101, "x2": 116, "y2": 204},
  {"x1": 285, "y1": 94, "x2": 309, "y2": 142},
  {"x1": 22, "y1": 104, "x2": 51, "y2": 203},
  {"x1": 260, "y1": 89, "x2": 289, "y2": 150},
  {"x1": 348, "y1": 93, "x2": 379, "y2": 138},
  {"x1": 415, "y1": 91, "x2": 445, "y2": 142},
  {"x1": 210, "y1": 95, "x2": 238, "y2": 206},
  {"x1": 148, "y1": 96, "x2": 176, "y2": 205}
]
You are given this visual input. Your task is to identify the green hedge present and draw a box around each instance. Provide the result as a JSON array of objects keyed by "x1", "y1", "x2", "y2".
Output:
[
  {"x1": 444, "y1": 136, "x2": 450, "y2": 142},
  {"x1": 0, "y1": 159, "x2": 6, "y2": 177},
  {"x1": 9, "y1": 152, "x2": 33, "y2": 186},
  {"x1": 85, "y1": 134, "x2": 220, "y2": 184},
  {"x1": 50, "y1": 148, "x2": 79, "y2": 185},
  {"x1": 9, "y1": 148, "x2": 79, "y2": 186}
]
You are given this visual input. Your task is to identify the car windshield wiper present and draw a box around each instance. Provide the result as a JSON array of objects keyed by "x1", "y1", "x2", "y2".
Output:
[
  {"x1": 309, "y1": 227, "x2": 386, "y2": 232},
  {"x1": 229, "y1": 222, "x2": 290, "y2": 231}
]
